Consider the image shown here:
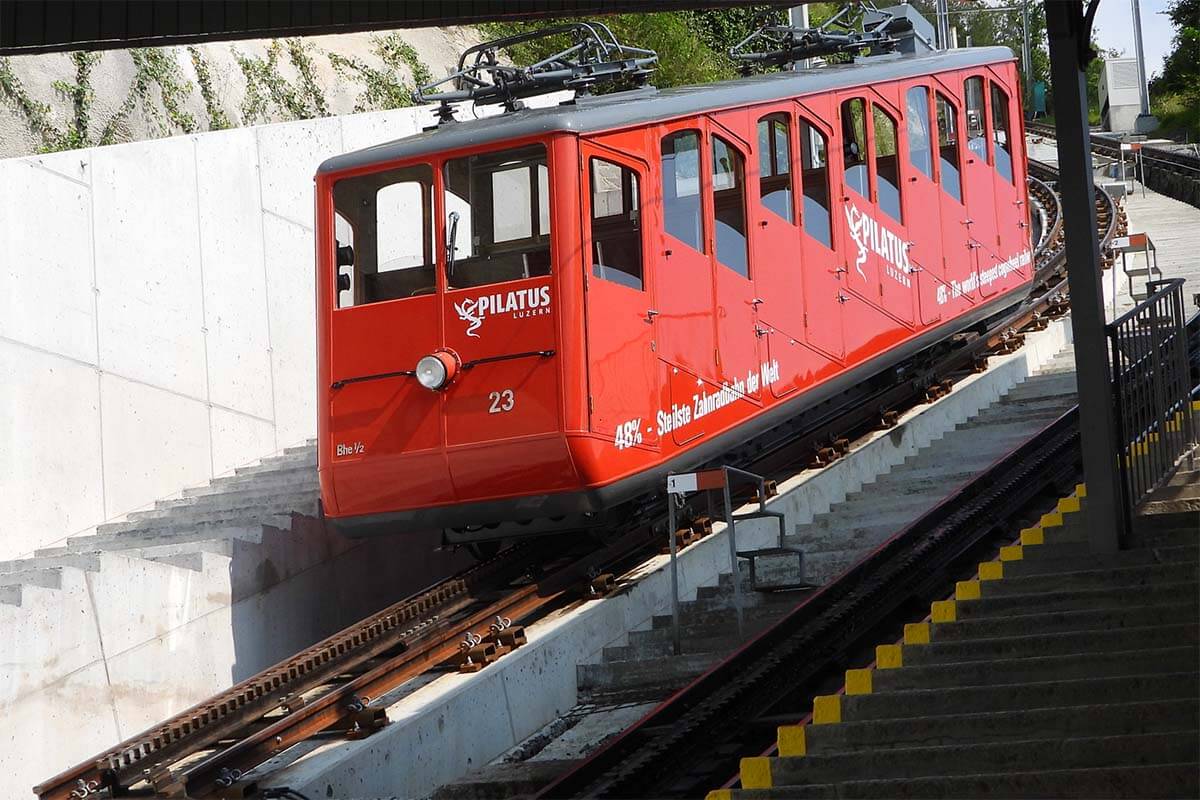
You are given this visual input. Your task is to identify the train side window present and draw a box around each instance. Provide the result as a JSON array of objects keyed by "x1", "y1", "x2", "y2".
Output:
[
  {"x1": 936, "y1": 93, "x2": 963, "y2": 203},
  {"x1": 840, "y1": 97, "x2": 869, "y2": 199},
  {"x1": 711, "y1": 135, "x2": 750, "y2": 278},
  {"x1": 589, "y1": 157, "x2": 643, "y2": 291},
  {"x1": 799, "y1": 120, "x2": 832, "y2": 248},
  {"x1": 443, "y1": 143, "x2": 551, "y2": 290},
  {"x1": 964, "y1": 76, "x2": 989, "y2": 163},
  {"x1": 872, "y1": 105, "x2": 902, "y2": 223},
  {"x1": 757, "y1": 113, "x2": 794, "y2": 224},
  {"x1": 990, "y1": 81, "x2": 1014, "y2": 184},
  {"x1": 661, "y1": 130, "x2": 706, "y2": 253},
  {"x1": 905, "y1": 86, "x2": 934, "y2": 180},
  {"x1": 331, "y1": 163, "x2": 436, "y2": 307}
]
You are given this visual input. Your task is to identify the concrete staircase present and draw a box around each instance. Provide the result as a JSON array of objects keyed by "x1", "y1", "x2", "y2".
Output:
[
  {"x1": 789, "y1": 347, "x2": 1078, "y2": 585},
  {"x1": 726, "y1": 494, "x2": 1199, "y2": 800},
  {"x1": 0, "y1": 441, "x2": 467, "y2": 800}
]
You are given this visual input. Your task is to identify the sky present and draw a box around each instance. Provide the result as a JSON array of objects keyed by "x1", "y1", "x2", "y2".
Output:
[{"x1": 1088, "y1": 0, "x2": 1176, "y2": 80}]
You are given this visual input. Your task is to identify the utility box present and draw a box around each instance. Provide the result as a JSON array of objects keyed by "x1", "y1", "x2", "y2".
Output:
[{"x1": 1098, "y1": 58, "x2": 1143, "y2": 133}]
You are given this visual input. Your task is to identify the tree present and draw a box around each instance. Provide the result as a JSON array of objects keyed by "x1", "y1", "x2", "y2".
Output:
[{"x1": 1148, "y1": 0, "x2": 1200, "y2": 139}]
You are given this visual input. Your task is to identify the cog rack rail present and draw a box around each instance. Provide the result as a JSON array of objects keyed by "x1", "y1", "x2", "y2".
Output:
[{"x1": 416, "y1": 21, "x2": 658, "y2": 121}]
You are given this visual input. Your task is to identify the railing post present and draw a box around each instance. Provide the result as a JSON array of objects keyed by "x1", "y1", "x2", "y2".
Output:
[{"x1": 1046, "y1": 1, "x2": 1128, "y2": 552}]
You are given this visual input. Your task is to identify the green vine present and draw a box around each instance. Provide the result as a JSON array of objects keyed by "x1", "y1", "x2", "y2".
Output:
[
  {"x1": 0, "y1": 56, "x2": 64, "y2": 151},
  {"x1": 49, "y1": 51, "x2": 99, "y2": 149},
  {"x1": 188, "y1": 46, "x2": 230, "y2": 130},
  {"x1": 99, "y1": 48, "x2": 196, "y2": 145},
  {"x1": 235, "y1": 40, "x2": 329, "y2": 123},
  {"x1": 327, "y1": 33, "x2": 431, "y2": 113}
]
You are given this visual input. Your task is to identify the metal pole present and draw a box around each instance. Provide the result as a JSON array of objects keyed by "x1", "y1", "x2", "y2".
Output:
[
  {"x1": 668, "y1": 488, "x2": 681, "y2": 656},
  {"x1": 1045, "y1": 1, "x2": 1128, "y2": 553},
  {"x1": 722, "y1": 470, "x2": 745, "y2": 637},
  {"x1": 1130, "y1": 0, "x2": 1151, "y2": 117},
  {"x1": 1022, "y1": 0, "x2": 1033, "y2": 107}
]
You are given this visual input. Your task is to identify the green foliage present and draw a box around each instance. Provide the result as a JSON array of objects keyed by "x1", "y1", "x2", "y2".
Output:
[
  {"x1": 51, "y1": 51, "x2": 99, "y2": 147},
  {"x1": 480, "y1": 13, "x2": 737, "y2": 89},
  {"x1": 1150, "y1": 0, "x2": 1199, "y2": 140},
  {"x1": 188, "y1": 46, "x2": 231, "y2": 130},
  {"x1": 328, "y1": 33, "x2": 432, "y2": 113},
  {"x1": 236, "y1": 40, "x2": 329, "y2": 123},
  {"x1": 0, "y1": 56, "x2": 60, "y2": 150}
]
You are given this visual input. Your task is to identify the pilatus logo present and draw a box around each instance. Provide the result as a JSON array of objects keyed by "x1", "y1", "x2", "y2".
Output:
[
  {"x1": 843, "y1": 204, "x2": 871, "y2": 279},
  {"x1": 843, "y1": 202, "x2": 913, "y2": 288},
  {"x1": 454, "y1": 286, "x2": 552, "y2": 338}
]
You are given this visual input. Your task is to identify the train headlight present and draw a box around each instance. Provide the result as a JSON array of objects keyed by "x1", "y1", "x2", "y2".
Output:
[{"x1": 416, "y1": 351, "x2": 457, "y2": 391}]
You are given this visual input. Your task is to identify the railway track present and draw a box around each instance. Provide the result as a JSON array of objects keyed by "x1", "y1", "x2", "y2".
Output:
[
  {"x1": 1028, "y1": 120, "x2": 1200, "y2": 208},
  {"x1": 36, "y1": 159, "x2": 1117, "y2": 800}
]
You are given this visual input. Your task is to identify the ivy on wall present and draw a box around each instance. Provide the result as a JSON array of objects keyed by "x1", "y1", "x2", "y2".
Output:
[{"x1": 0, "y1": 34, "x2": 434, "y2": 153}]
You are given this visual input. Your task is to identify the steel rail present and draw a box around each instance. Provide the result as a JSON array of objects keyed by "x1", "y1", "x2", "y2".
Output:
[{"x1": 37, "y1": 159, "x2": 1107, "y2": 800}]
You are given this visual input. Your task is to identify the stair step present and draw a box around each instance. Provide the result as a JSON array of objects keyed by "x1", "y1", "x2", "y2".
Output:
[
  {"x1": 873, "y1": 645, "x2": 1199, "y2": 692},
  {"x1": 843, "y1": 672, "x2": 1198, "y2": 722},
  {"x1": 902, "y1": 623, "x2": 1198, "y2": 666},
  {"x1": 762, "y1": 762, "x2": 1199, "y2": 800},
  {"x1": 766, "y1": 731, "x2": 1198, "y2": 785},
  {"x1": 577, "y1": 651, "x2": 722, "y2": 693},
  {"x1": 976, "y1": 562, "x2": 1198, "y2": 597},
  {"x1": 801, "y1": 698, "x2": 1199, "y2": 754},
  {"x1": 929, "y1": 601, "x2": 1198, "y2": 641},
  {"x1": 956, "y1": 581, "x2": 1198, "y2": 619}
]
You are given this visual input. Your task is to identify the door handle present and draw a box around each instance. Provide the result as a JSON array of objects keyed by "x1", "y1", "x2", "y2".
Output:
[
  {"x1": 645, "y1": 309, "x2": 660, "y2": 323},
  {"x1": 759, "y1": 219, "x2": 768, "y2": 228}
]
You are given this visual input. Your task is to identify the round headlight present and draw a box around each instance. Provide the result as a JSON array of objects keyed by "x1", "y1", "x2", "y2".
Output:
[
  {"x1": 416, "y1": 350, "x2": 458, "y2": 391},
  {"x1": 416, "y1": 355, "x2": 448, "y2": 390}
]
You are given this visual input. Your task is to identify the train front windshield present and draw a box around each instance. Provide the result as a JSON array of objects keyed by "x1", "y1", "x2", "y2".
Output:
[{"x1": 332, "y1": 143, "x2": 552, "y2": 308}]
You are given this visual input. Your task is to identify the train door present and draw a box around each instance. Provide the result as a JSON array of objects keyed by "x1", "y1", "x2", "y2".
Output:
[
  {"x1": 866, "y1": 88, "x2": 915, "y2": 326},
  {"x1": 749, "y1": 107, "x2": 804, "y2": 342},
  {"x1": 706, "y1": 112, "x2": 762, "y2": 398},
  {"x1": 655, "y1": 122, "x2": 719, "y2": 383},
  {"x1": 961, "y1": 72, "x2": 1001, "y2": 297},
  {"x1": 901, "y1": 81, "x2": 946, "y2": 326},
  {"x1": 834, "y1": 91, "x2": 888, "y2": 358},
  {"x1": 986, "y1": 71, "x2": 1031, "y2": 279},
  {"x1": 795, "y1": 101, "x2": 845, "y2": 360},
  {"x1": 580, "y1": 136, "x2": 660, "y2": 449},
  {"x1": 932, "y1": 83, "x2": 975, "y2": 307}
]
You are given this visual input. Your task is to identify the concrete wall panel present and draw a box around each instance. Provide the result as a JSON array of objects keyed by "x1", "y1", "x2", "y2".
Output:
[
  {"x1": 262, "y1": 213, "x2": 317, "y2": 448},
  {"x1": 210, "y1": 407, "x2": 277, "y2": 477},
  {"x1": 100, "y1": 374, "x2": 211, "y2": 518},
  {"x1": 256, "y1": 116, "x2": 343, "y2": 226},
  {"x1": 0, "y1": 341, "x2": 104, "y2": 559},
  {"x1": 92, "y1": 139, "x2": 208, "y2": 400},
  {"x1": 339, "y1": 108, "x2": 427, "y2": 153},
  {"x1": 0, "y1": 159, "x2": 96, "y2": 364},
  {"x1": 194, "y1": 128, "x2": 275, "y2": 420}
]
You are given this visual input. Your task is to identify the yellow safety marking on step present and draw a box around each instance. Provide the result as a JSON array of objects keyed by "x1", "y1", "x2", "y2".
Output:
[
  {"x1": 1192, "y1": 400, "x2": 1200, "y2": 411},
  {"x1": 956, "y1": 580, "x2": 982, "y2": 600},
  {"x1": 902, "y1": 623, "x2": 929, "y2": 646},
  {"x1": 1075, "y1": 483, "x2": 1087, "y2": 498},
  {"x1": 705, "y1": 790, "x2": 733, "y2": 800},
  {"x1": 1000, "y1": 544, "x2": 1025, "y2": 561},
  {"x1": 845, "y1": 668, "x2": 873, "y2": 695},
  {"x1": 813, "y1": 694, "x2": 841, "y2": 724},
  {"x1": 931, "y1": 599, "x2": 957, "y2": 622},
  {"x1": 978, "y1": 561, "x2": 1004, "y2": 581},
  {"x1": 777, "y1": 724, "x2": 806, "y2": 756},
  {"x1": 1057, "y1": 495, "x2": 1081, "y2": 514},
  {"x1": 1040, "y1": 511, "x2": 1064, "y2": 528},
  {"x1": 877, "y1": 642, "x2": 905, "y2": 667},
  {"x1": 1020, "y1": 527, "x2": 1044, "y2": 545},
  {"x1": 740, "y1": 757, "x2": 772, "y2": 789}
]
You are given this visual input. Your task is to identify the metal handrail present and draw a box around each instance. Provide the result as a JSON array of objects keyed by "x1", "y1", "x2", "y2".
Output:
[{"x1": 1106, "y1": 277, "x2": 1196, "y2": 530}]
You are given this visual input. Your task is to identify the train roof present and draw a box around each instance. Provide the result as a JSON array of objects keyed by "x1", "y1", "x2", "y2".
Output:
[{"x1": 318, "y1": 46, "x2": 1013, "y2": 175}]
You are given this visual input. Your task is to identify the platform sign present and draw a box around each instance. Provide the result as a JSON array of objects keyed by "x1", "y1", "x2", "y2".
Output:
[
  {"x1": 1120, "y1": 142, "x2": 1143, "y2": 152},
  {"x1": 666, "y1": 469, "x2": 726, "y2": 495}
]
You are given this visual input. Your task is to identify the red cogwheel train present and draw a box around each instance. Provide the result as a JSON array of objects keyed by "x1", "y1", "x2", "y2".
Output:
[{"x1": 314, "y1": 38, "x2": 1032, "y2": 545}]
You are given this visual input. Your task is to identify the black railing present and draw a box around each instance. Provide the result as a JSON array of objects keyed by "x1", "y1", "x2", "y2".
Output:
[{"x1": 1107, "y1": 278, "x2": 1197, "y2": 524}]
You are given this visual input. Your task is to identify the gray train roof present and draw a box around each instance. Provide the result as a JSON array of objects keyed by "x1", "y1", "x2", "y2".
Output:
[{"x1": 318, "y1": 46, "x2": 1012, "y2": 175}]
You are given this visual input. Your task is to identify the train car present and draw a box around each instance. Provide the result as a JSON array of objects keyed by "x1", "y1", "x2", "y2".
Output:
[{"x1": 314, "y1": 29, "x2": 1032, "y2": 545}]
